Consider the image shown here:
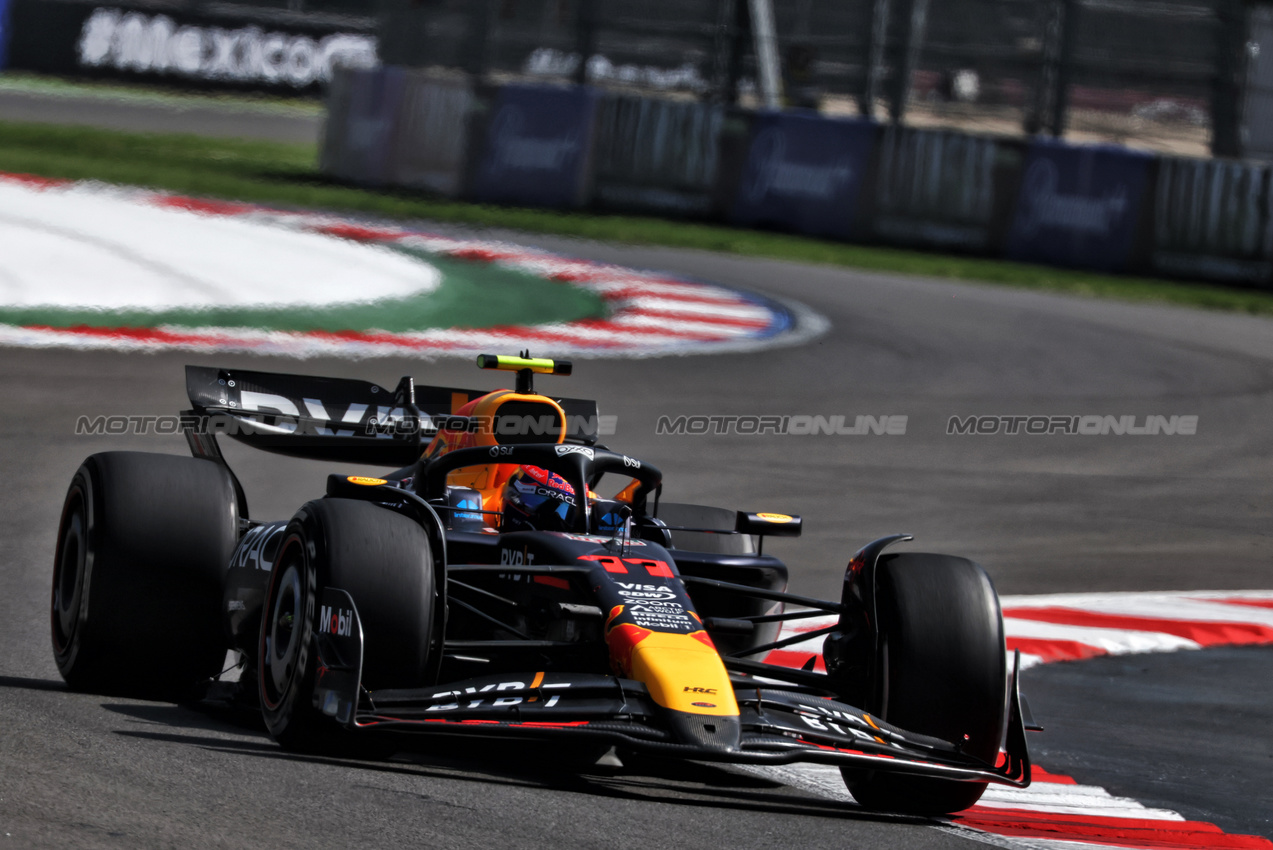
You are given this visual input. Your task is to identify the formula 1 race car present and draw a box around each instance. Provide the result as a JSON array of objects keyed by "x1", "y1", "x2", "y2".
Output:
[{"x1": 50, "y1": 355, "x2": 1034, "y2": 815}]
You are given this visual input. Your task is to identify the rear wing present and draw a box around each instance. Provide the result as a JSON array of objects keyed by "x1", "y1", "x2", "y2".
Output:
[{"x1": 183, "y1": 365, "x2": 603, "y2": 467}]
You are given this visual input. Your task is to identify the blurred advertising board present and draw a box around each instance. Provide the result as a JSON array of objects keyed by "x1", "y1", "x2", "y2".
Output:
[
  {"x1": 1004, "y1": 139, "x2": 1152, "y2": 272},
  {"x1": 591, "y1": 94, "x2": 725, "y2": 216},
  {"x1": 0, "y1": 0, "x2": 12, "y2": 70},
  {"x1": 5, "y1": 0, "x2": 376, "y2": 92},
  {"x1": 730, "y1": 112, "x2": 879, "y2": 240},
  {"x1": 863, "y1": 127, "x2": 1025, "y2": 253},
  {"x1": 1148, "y1": 157, "x2": 1273, "y2": 284},
  {"x1": 320, "y1": 66, "x2": 405, "y2": 187},
  {"x1": 467, "y1": 84, "x2": 598, "y2": 209}
]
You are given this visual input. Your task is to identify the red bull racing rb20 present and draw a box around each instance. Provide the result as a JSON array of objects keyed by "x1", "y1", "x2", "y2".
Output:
[{"x1": 50, "y1": 355, "x2": 1036, "y2": 815}]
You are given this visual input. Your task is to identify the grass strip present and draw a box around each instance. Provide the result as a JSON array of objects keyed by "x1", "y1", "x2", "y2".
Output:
[{"x1": 3, "y1": 118, "x2": 1273, "y2": 317}]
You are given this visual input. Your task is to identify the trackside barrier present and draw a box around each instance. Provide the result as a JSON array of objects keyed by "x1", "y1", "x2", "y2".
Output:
[
  {"x1": 862, "y1": 127, "x2": 1026, "y2": 254},
  {"x1": 320, "y1": 68, "x2": 1273, "y2": 288},
  {"x1": 1004, "y1": 139, "x2": 1153, "y2": 273},
  {"x1": 390, "y1": 73, "x2": 475, "y2": 196},
  {"x1": 321, "y1": 68, "x2": 476, "y2": 195},
  {"x1": 1149, "y1": 156, "x2": 1273, "y2": 283},
  {"x1": 0, "y1": 0, "x2": 12, "y2": 70},
  {"x1": 320, "y1": 66, "x2": 405, "y2": 187},
  {"x1": 729, "y1": 111, "x2": 878, "y2": 240},
  {"x1": 467, "y1": 84, "x2": 598, "y2": 209},
  {"x1": 590, "y1": 95, "x2": 726, "y2": 216}
]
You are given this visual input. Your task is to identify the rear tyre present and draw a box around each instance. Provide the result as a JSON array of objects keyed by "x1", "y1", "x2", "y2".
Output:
[
  {"x1": 259, "y1": 498, "x2": 436, "y2": 756},
  {"x1": 843, "y1": 553, "x2": 1007, "y2": 815},
  {"x1": 51, "y1": 452, "x2": 237, "y2": 699}
]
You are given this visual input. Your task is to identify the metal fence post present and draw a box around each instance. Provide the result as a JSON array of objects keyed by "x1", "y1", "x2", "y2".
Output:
[
  {"x1": 574, "y1": 0, "x2": 597, "y2": 85},
  {"x1": 1212, "y1": 0, "x2": 1248, "y2": 157},
  {"x1": 860, "y1": 0, "x2": 891, "y2": 117},
  {"x1": 748, "y1": 0, "x2": 784, "y2": 108},
  {"x1": 1049, "y1": 0, "x2": 1077, "y2": 136},
  {"x1": 888, "y1": 0, "x2": 930, "y2": 123},
  {"x1": 465, "y1": 0, "x2": 496, "y2": 78},
  {"x1": 731, "y1": 0, "x2": 750, "y2": 104},
  {"x1": 711, "y1": 0, "x2": 740, "y2": 103},
  {"x1": 1027, "y1": 0, "x2": 1073, "y2": 136}
]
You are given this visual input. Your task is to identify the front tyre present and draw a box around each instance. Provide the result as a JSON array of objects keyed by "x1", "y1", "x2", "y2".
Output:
[
  {"x1": 259, "y1": 498, "x2": 436, "y2": 754},
  {"x1": 51, "y1": 452, "x2": 237, "y2": 699},
  {"x1": 844, "y1": 553, "x2": 1008, "y2": 815}
]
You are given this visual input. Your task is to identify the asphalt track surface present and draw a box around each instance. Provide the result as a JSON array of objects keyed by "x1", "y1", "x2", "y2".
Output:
[
  {"x1": 0, "y1": 87, "x2": 322, "y2": 143},
  {"x1": 2, "y1": 90, "x2": 1272, "y2": 846}
]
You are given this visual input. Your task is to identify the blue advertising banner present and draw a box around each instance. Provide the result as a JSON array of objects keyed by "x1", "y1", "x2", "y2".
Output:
[
  {"x1": 1005, "y1": 139, "x2": 1152, "y2": 272},
  {"x1": 730, "y1": 112, "x2": 878, "y2": 240},
  {"x1": 468, "y1": 85, "x2": 598, "y2": 209},
  {"x1": 0, "y1": 0, "x2": 12, "y2": 70}
]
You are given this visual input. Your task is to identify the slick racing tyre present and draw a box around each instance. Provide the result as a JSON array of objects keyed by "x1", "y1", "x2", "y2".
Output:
[
  {"x1": 259, "y1": 498, "x2": 437, "y2": 755},
  {"x1": 843, "y1": 553, "x2": 1008, "y2": 816},
  {"x1": 51, "y1": 452, "x2": 237, "y2": 699}
]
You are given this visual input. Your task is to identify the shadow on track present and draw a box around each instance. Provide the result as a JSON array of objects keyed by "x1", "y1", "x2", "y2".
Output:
[
  {"x1": 0, "y1": 674, "x2": 69, "y2": 692},
  {"x1": 101, "y1": 698, "x2": 926, "y2": 827}
]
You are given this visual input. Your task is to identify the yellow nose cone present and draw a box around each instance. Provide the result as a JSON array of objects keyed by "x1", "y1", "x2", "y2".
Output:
[{"x1": 626, "y1": 631, "x2": 738, "y2": 717}]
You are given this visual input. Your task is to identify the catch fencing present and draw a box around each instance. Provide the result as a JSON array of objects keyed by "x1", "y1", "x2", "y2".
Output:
[
  {"x1": 375, "y1": 0, "x2": 1255, "y2": 160},
  {"x1": 1, "y1": 0, "x2": 1264, "y2": 160},
  {"x1": 324, "y1": 67, "x2": 1273, "y2": 288}
]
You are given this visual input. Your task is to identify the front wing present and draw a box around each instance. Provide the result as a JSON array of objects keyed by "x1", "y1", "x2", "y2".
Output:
[{"x1": 312, "y1": 589, "x2": 1031, "y2": 787}]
